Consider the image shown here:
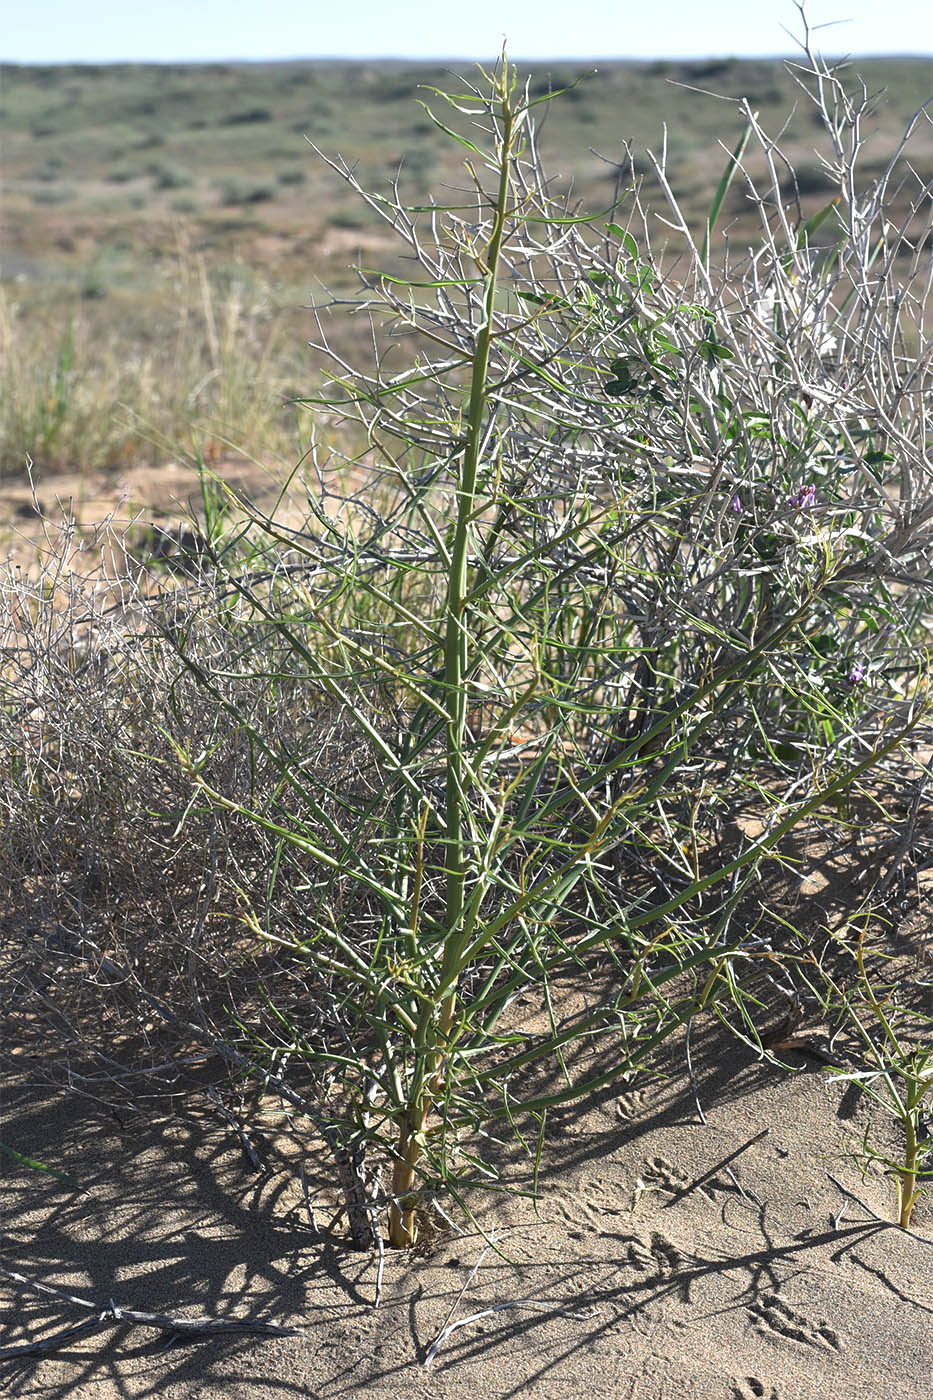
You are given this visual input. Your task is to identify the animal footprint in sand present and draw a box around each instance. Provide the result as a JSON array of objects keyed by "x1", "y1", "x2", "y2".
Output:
[
  {"x1": 733, "y1": 1380, "x2": 780, "y2": 1400},
  {"x1": 615, "y1": 1086, "x2": 650, "y2": 1119},
  {"x1": 621, "y1": 1230, "x2": 693, "y2": 1300},
  {"x1": 548, "y1": 1175, "x2": 622, "y2": 1230},
  {"x1": 749, "y1": 1293, "x2": 842, "y2": 1351},
  {"x1": 635, "y1": 1155, "x2": 715, "y2": 1205}
]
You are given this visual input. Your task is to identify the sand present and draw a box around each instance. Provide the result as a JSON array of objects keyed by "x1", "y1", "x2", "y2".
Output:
[{"x1": 2, "y1": 1017, "x2": 931, "y2": 1400}]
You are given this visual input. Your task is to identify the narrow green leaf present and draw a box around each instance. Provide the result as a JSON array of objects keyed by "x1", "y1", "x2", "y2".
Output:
[
  {"x1": 0, "y1": 1143, "x2": 80, "y2": 1188},
  {"x1": 701, "y1": 115, "x2": 756, "y2": 268},
  {"x1": 795, "y1": 195, "x2": 842, "y2": 249},
  {"x1": 414, "y1": 100, "x2": 484, "y2": 155}
]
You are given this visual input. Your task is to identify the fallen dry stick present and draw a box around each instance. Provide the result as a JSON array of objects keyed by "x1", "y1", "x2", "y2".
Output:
[
  {"x1": 423, "y1": 1298, "x2": 599, "y2": 1368},
  {"x1": 0, "y1": 1265, "x2": 305, "y2": 1361}
]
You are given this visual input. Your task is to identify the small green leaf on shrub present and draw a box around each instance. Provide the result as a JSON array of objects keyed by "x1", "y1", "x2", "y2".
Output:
[
  {"x1": 617, "y1": 229, "x2": 639, "y2": 260},
  {"x1": 753, "y1": 532, "x2": 781, "y2": 559},
  {"x1": 773, "y1": 742, "x2": 802, "y2": 762},
  {"x1": 517, "y1": 290, "x2": 564, "y2": 309},
  {"x1": 863, "y1": 451, "x2": 895, "y2": 465},
  {"x1": 699, "y1": 341, "x2": 734, "y2": 363}
]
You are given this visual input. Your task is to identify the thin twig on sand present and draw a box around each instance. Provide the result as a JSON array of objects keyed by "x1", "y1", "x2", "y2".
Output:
[
  {"x1": 423, "y1": 1298, "x2": 599, "y2": 1368},
  {"x1": 422, "y1": 1236, "x2": 598, "y2": 1368},
  {"x1": 826, "y1": 1174, "x2": 933, "y2": 1248},
  {"x1": 0, "y1": 1265, "x2": 304, "y2": 1362}
]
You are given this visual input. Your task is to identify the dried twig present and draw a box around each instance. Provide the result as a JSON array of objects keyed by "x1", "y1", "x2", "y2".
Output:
[
  {"x1": 299, "y1": 1163, "x2": 318, "y2": 1234},
  {"x1": 875, "y1": 776, "x2": 930, "y2": 899},
  {"x1": 426, "y1": 1236, "x2": 497, "y2": 1364},
  {"x1": 423, "y1": 1297, "x2": 599, "y2": 1368},
  {"x1": 0, "y1": 1265, "x2": 304, "y2": 1362},
  {"x1": 826, "y1": 1173, "x2": 933, "y2": 1248},
  {"x1": 43, "y1": 946, "x2": 377, "y2": 1250},
  {"x1": 206, "y1": 1086, "x2": 263, "y2": 1172},
  {"x1": 422, "y1": 1233, "x2": 599, "y2": 1367}
]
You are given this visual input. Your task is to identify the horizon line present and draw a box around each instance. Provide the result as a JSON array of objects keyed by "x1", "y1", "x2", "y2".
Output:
[{"x1": 4, "y1": 50, "x2": 932, "y2": 66}]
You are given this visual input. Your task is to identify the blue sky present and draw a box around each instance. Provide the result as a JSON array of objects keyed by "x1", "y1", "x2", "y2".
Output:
[{"x1": 4, "y1": 0, "x2": 931, "y2": 62}]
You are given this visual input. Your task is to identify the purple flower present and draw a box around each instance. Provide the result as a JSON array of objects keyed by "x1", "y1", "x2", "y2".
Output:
[
  {"x1": 729, "y1": 493, "x2": 743, "y2": 514},
  {"x1": 789, "y1": 482, "x2": 817, "y2": 509},
  {"x1": 845, "y1": 660, "x2": 867, "y2": 687}
]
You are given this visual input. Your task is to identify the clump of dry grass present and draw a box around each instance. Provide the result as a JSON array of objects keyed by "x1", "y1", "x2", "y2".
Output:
[
  {"x1": 0, "y1": 245, "x2": 313, "y2": 480},
  {"x1": 0, "y1": 508, "x2": 364, "y2": 1097}
]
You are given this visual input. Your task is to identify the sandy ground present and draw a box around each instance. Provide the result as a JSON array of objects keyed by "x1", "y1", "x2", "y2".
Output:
[
  {"x1": 0, "y1": 456, "x2": 281, "y2": 556},
  {"x1": 2, "y1": 471, "x2": 932, "y2": 1396},
  {"x1": 2, "y1": 1018, "x2": 931, "y2": 1400}
]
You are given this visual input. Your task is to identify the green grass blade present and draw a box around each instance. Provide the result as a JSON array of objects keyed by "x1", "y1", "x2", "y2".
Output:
[
  {"x1": 701, "y1": 116, "x2": 755, "y2": 268},
  {"x1": 0, "y1": 1143, "x2": 81, "y2": 1189}
]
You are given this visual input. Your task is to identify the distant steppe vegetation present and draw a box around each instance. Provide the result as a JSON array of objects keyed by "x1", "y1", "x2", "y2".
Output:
[{"x1": 2, "y1": 56, "x2": 932, "y2": 480}]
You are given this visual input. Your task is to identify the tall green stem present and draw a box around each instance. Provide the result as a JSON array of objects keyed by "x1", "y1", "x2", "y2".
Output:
[
  {"x1": 899, "y1": 1109, "x2": 918, "y2": 1229},
  {"x1": 441, "y1": 81, "x2": 515, "y2": 982},
  {"x1": 389, "y1": 68, "x2": 517, "y2": 1247}
]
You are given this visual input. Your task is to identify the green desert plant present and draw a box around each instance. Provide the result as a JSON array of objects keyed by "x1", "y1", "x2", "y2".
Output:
[
  {"x1": 821, "y1": 927, "x2": 933, "y2": 1229},
  {"x1": 160, "y1": 48, "x2": 933, "y2": 1247}
]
